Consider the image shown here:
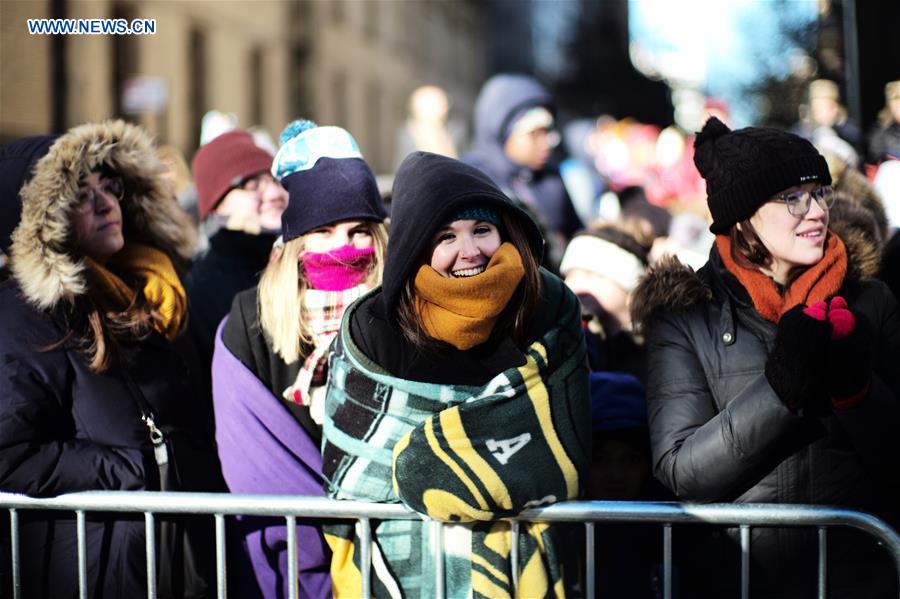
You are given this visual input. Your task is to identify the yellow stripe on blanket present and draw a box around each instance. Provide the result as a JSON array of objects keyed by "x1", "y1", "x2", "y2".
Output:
[
  {"x1": 440, "y1": 407, "x2": 513, "y2": 512},
  {"x1": 324, "y1": 532, "x2": 362, "y2": 598},
  {"x1": 421, "y1": 416, "x2": 491, "y2": 519},
  {"x1": 484, "y1": 521, "x2": 511, "y2": 557},
  {"x1": 473, "y1": 569, "x2": 511, "y2": 599},
  {"x1": 520, "y1": 342, "x2": 579, "y2": 500},
  {"x1": 472, "y1": 551, "x2": 510, "y2": 586}
]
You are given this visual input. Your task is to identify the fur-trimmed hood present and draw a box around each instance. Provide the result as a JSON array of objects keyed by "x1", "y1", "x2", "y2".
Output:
[
  {"x1": 631, "y1": 225, "x2": 881, "y2": 333},
  {"x1": 9, "y1": 120, "x2": 196, "y2": 311}
]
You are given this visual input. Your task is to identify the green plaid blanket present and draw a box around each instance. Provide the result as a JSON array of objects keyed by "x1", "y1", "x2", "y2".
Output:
[{"x1": 321, "y1": 273, "x2": 590, "y2": 598}]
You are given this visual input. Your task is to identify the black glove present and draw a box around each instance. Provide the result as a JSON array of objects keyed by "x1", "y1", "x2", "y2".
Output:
[
  {"x1": 825, "y1": 297, "x2": 874, "y2": 404},
  {"x1": 764, "y1": 304, "x2": 832, "y2": 413}
]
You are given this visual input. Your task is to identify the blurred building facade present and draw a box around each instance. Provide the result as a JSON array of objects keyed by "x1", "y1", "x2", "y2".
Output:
[{"x1": 0, "y1": 0, "x2": 486, "y2": 174}]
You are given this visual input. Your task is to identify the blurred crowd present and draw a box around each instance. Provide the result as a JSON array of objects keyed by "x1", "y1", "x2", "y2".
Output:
[{"x1": 1, "y1": 71, "x2": 899, "y2": 599}]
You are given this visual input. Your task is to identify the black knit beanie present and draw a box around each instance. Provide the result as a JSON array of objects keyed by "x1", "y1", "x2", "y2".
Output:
[{"x1": 693, "y1": 117, "x2": 831, "y2": 234}]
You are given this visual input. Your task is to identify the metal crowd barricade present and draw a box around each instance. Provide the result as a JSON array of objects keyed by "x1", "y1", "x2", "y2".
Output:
[{"x1": 1, "y1": 491, "x2": 899, "y2": 599}]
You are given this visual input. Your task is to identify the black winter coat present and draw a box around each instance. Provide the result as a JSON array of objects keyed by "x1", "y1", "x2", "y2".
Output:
[
  {"x1": 1, "y1": 120, "x2": 224, "y2": 598},
  {"x1": 634, "y1": 237, "x2": 900, "y2": 598},
  {"x1": 186, "y1": 229, "x2": 277, "y2": 365},
  {"x1": 0, "y1": 282, "x2": 224, "y2": 598}
]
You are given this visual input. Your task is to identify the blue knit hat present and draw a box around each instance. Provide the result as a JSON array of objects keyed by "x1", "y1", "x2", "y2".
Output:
[
  {"x1": 446, "y1": 206, "x2": 501, "y2": 226},
  {"x1": 272, "y1": 120, "x2": 386, "y2": 241}
]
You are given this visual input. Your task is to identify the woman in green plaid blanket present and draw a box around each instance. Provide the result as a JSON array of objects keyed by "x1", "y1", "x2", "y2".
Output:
[{"x1": 322, "y1": 151, "x2": 592, "y2": 598}]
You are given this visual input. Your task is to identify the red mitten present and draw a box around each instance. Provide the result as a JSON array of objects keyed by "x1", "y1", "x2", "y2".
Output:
[
  {"x1": 824, "y1": 296, "x2": 872, "y2": 409},
  {"x1": 827, "y1": 296, "x2": 855, "y2": 340},
  {"x1": 803, "y1": 300, "x2": 829, "y2": 322}
]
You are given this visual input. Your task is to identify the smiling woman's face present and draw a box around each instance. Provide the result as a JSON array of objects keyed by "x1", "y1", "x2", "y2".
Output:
[
  {"x1": 429, "y1": 219, "x2": 502, "y2": 278},
  {"x1": 71, "y1": 172, "x2": 125, "y2": 263},
  {"x1": 748, "y1": 182, "x2": 830, "y2": 284}
]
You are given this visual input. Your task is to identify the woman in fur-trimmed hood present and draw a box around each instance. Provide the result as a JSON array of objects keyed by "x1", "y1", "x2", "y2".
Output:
[
  {"x1": 631, "y1": 117, "x2": 900, "y2": 599},
  {"x1": 0, "y1": 120, "x2": 223, "y2": 598}
]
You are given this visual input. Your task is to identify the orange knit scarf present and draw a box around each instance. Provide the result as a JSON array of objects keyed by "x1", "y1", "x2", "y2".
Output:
[
  {"x1": 413, "y1": 242, "x2": 525, "y2": 350},
  {"x1": 715, "y1": 233, "x2": 847, "y2": 323}
]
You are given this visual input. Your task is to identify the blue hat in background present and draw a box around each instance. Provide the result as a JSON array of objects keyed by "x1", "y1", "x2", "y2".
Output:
[
  {"x1": 589, "y1": 371, "x2": 647, "y2": 432},
  {"x1": 272, "y1": 120, "x2": 386, "y2": 242}
]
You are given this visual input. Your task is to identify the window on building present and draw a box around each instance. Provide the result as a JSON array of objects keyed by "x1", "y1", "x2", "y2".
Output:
[
  {"x1": 364, "y1": 0, "x2": 378, "y2": 40},
  {"x1": 249, "y1": 46, "x2": 264, "y2": 126},
  {"x1": 111, "y1": 3, "x2": 138, "y2": 119},
  {"x1": 332, "y1": 71, "x2": 348, "y2": 128},
  {"x1": 366, "y1": 79, "x2": 381, "y2": 172},
  {"x1": 189, "y1": 27, "x2": 207, "y2": 152},
  {"x1": 331, "y1": 0, "x2": 344, "y2": 24}
]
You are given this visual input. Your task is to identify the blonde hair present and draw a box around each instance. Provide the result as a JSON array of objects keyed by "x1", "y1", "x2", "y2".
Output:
[{"x1": 257, "y1": 221, "x2": 388, "y2": 363}]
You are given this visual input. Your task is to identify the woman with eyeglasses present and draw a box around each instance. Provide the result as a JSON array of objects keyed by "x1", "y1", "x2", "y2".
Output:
[
  {"x1": 631, "y1": 117, "x2": 900, "y2": 598},
  {"x1": 0, "y1": 121, "x2": 225, "y2": 597}
]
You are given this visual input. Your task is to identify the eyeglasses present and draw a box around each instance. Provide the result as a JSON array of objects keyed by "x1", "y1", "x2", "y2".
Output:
[
  {"x1": 75, "y1": 177, "x2": 125, "y2": 214},
  {"x1": 770, "y1": 186, "x2": 835, "y2": 217},
  {"x1": 237, "y1": 173, "x2": 278, "y2": 194}
]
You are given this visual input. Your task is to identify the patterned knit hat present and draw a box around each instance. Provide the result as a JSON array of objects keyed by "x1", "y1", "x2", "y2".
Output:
[
  {"x1": 272, "y1": 120, "x2": 386, "y2": 241},
  {"x1": 694, "y1": 117, "x2": 831, "y2": 234},
  {"x1": 191, "y1": 129, "x2": 274, "y2": 220}
]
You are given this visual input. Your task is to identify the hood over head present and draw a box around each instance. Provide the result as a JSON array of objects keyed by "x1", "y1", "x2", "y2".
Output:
[
  {"x1": 377, "y1": 151, "x2": 543, "y2": 316},
  {"x1": 10, "y1": 120, "x2": 196, "y2": 311},
  {"x1": 470, "y1": 74, "x2": 554, "y2": 164}
]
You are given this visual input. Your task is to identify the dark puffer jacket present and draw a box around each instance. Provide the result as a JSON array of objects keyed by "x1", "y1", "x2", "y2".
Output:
[
  {"x1": 632, "y1": 227, "x2": 900, "y2": 598},
  {"x1": 0, "y1": 121, "x2": 224, "y2": 598}
]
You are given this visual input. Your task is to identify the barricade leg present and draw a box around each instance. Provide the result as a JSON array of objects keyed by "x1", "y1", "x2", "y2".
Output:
[
  {"x1": 818, "y1": 526, "x2": 827, "y2": 599},
  {"x1": 663, "y1": 524, "x2": 672, "y2": 599},
  {"x1": 286, "y1": 515, "x2": 298, "y2": 599},
  {"x1": 585, "y1": 522, "x2": 595, "y2": 599},
  {"x1": 145, "y1": 512, "x2": 156, "y2": 599},
  {"x1": 740, "y1": 525, "x2": 750, "y2": 599},
  {"x1": 432, "y1": 520, "x2": 444, "y2": 599},
  {"x1": 10, "y1": 508, "x2": 20, "y2": 599},
  {"x1": 76, "y1": 510, "x2": 87, "y2": 599},
  {"x1": 215, "y1": 514, "x2": 226, "y2": 599},
  {"x1": 359, "y1": 518, "x2": 372, "y2": 599},
  {"x1": 510, "y1": 520, "x2": 519, "y2": 593}
]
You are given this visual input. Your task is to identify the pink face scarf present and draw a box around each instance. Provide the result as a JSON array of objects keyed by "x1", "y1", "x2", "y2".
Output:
[{"x1": 300, "y1": 244, "x2": 375, "y2": 291}]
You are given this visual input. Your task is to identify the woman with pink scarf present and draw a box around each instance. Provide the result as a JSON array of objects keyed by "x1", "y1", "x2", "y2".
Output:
[{"x1": 210, "y1": 120, "x2": 388, "y2": 599}]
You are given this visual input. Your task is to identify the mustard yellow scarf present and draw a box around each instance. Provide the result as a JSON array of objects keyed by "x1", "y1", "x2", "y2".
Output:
[
  {"x1": 84, "y1": 243, "x2": 188, "y2": 342},
  {"x1": 413, "y1": 242, "x2": 525, "y2": 350}
]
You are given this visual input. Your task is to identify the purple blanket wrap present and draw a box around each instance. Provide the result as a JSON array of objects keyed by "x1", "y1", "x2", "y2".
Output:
[{"x1": 212, "y1": 318, "x2": 331, "y2": 599}]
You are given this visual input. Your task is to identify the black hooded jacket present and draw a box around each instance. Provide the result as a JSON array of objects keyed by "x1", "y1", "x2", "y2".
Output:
[
  {"x1": 352, "y1": 151, "x2": 556, "y2": 385},
  {"x1": 632, "y1": 228, "x2": 900, "y2": 598},
  {"x1": 186, "y1": 228, "x2": 278, "y2": 364},
  {"x1": 462, "y1": 74, "x2": 583, "y2": 241}
]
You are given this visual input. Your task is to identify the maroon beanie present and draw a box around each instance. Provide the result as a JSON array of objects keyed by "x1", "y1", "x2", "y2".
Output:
[{"x1": 191, "y1": 130, "x2": 274, "y2": 220}]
